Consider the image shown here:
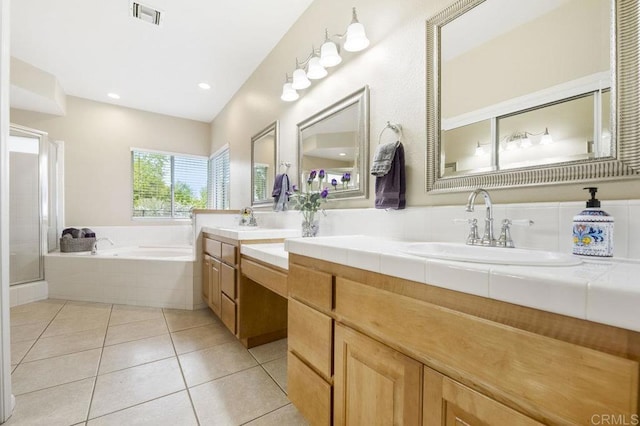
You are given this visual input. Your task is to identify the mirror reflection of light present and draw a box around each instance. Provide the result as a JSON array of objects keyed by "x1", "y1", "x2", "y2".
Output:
[{"x1": 339, "y1": 152, "x2": 347, "y2": 156}]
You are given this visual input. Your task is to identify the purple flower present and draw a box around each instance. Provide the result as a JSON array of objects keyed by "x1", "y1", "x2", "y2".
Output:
[
  {"x1": 292, "y1": 184, "x2": 298, "y2": 192},
  {"x1": 331, "y1": 178, "x2": 338, "y2": 189},
  {"x1": 343, "y1": 172, "x2": 351, "y2": 182},
  {"x1": 320, "y1": 187, "x2": 329, "y2": 199},
  {"x1": 309, "y1": 170, "x2": 317, "y2": 180},
  {"x1": 318, "y1": 169, "x2": 325, "y2": 179}
]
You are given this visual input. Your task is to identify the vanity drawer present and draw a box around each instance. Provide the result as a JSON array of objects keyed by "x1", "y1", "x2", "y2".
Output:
[
  {"x1": 221, "y1": 294, "x2": 236, "y2": 334},
  {"x1": 288, "y1": 298, "x2": 333, "y2": 380},
  {"x1": 204, "y1": 238, "x2": 221, "y2": 258},
  {"x1": 220, "y1": 263, "x2": 236, "y2": 299},
  {"x1": 221, "y1": 242, "x2": 237, "y2": 265},
  {"x1": 289, "y1": 264, "x2": 333, "y2": 314},
  {"x1": 241, "y1": 258, "x2": 287, "y2": 298},
  {"x1": 288, "y1": 351, "x2": 331, "y2": 426}
]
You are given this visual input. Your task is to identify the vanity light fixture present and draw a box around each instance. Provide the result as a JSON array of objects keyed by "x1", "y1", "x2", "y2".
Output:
[
  {"x1": 280, "y1": 7, "x2": 369, "y2": 101},
  {"x1": 280, "y1": 74, "x2": 299, "y2": 102},
  {"x1": 539, "y1": 127, "x2": 554, "y2": 145},
  {"x1": 502, "y1": 128, "x2": 553, "y2": 151},
  {"x1": 474, "y1": 141, "x2": 489, "y2": 156}
]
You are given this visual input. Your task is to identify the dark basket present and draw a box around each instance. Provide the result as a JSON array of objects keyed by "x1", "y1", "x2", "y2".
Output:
[{"x1": 60, "y1": 237, "x2": 96, "y2": 253}]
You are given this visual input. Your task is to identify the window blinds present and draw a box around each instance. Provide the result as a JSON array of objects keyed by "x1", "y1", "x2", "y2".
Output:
[{"x1": 210, "y1": 148, "x2": 230, "y2": 209}]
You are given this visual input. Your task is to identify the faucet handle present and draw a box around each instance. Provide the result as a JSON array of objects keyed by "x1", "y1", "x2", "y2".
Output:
[
  {"x1": 453, "y1": 218, "x2": 480, "y2": 245},
  {"x1": 496, "y1": 219, "x2": 534, "y2": 248}
]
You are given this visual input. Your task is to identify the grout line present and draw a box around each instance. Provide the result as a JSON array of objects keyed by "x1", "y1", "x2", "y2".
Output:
[
  {"x1": 14, "y1": 300, "x2": 68, "y2": 365},
  {"x1": 85, "y1": 303, "x2": 115, "y2": 423},
  {"x1": 162, "y1": 307, "x2": 202, "y2": 426},
  {"x1": 84, "y1": 389, "x2": 186, "y2": 423},
  {"x1": 239, "y1": 403, "x2": 294, "y2": 426}
]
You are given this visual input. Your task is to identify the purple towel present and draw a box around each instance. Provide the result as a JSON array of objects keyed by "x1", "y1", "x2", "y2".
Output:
[{"x1": 375, "y1": 142, "x2": 405, "y2": 210}]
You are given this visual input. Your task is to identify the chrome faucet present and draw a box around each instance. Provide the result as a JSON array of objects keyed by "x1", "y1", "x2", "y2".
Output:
[
  {"x1": 238, "y1": 207, "x2": 257, "y2": 227},
  {"x1": 91, "y1": 237, "x2": 114, "y2": 255},
  {"x1": 465, "y1": 188, "x2": 495, "y2": 246}
]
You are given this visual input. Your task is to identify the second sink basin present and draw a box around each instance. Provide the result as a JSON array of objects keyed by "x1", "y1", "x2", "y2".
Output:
[{"x1": 402, "y1": 242, "x2": 582, "y2": 266}]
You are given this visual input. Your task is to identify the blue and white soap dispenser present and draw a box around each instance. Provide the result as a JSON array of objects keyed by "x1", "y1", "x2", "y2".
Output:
[{"x1": 572, "y1": 187, "x2": 614, "y2": 257}]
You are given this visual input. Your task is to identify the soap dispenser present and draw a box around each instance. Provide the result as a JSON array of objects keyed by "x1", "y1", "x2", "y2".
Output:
[{"x1": 572, "y1": 187, "x2": 614, "y2": 257}]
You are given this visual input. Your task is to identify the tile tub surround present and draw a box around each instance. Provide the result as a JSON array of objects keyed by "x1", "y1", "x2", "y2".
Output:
[
  {"x1": 285, "y1": 236, "x2": 640, "y2": 333},
  {"x1": 8, "y1": 300, "x2": 305, "y2": 425},
  {"x1": 44, "y1": 253, "x2": 195, "y2": 310}
]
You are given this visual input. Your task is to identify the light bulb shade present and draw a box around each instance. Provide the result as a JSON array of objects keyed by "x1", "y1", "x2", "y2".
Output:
[
  {"x1": 520, "y1": 135, "x2": 532, "y2": 148},
  {"x1": 320, "y1": 41, "x2": 342, "y2": 67},
  {"x1": 344, "y1": 22, "x2": 370, "y2": 52},
  {"x1": 540, "y1": 128, "x2": 553, "y2": 145},
  {"x1": 307, "y1": 56, "x2": 328, "y2": 80},
  {"x1": 291, "y1": 68, "x2": 311, "y2": 90},
  {"x1": 475, "y1": 142, "x2": 485, "y2": 156},
  {"x1": 280, "y1": 83, "x2": 299, "y2": 102}
]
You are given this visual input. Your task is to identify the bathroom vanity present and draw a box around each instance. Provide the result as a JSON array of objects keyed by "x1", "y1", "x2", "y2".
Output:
[
  {"x1": 201, "y1": 227, "x2": 298, "y2": 348},
  {"x1": 286, "y1": 236, "x2": 639, "y2": 425}
]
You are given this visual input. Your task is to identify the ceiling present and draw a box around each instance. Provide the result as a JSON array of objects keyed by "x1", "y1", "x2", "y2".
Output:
[{"x1": 10, "y1": 0, "x2": 315, "y2": 122}]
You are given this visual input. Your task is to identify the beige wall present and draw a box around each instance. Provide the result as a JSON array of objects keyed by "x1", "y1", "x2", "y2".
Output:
[
  {"x1": 211, "y1": 0, "x2": 640, "y2": 208},
  {"x1": 11, "y1": 96, "x2": 211, "y2": 225}
]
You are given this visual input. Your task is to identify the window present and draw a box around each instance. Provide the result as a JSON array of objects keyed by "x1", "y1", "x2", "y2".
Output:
[
  {"x1": 253, "y1": 164, "x2": 268, "y2": 201},
  {"x1": 132, "y1": 150, "x2": 208, "y2": 218},
  {"x1": 209, "y1": 147, "x2": 230, "y2": 209}
]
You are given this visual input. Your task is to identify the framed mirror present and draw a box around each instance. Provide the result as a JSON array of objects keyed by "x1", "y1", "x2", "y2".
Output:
[
  {"x1": 251, "y1": 121, "x2": 278, "y2": 206},
  {"x1": 297, "y1": 86, "x2": 370, "y2": 200},
  {"x1": 426, "y1": 0, "x2": 640, "y2": 193}
]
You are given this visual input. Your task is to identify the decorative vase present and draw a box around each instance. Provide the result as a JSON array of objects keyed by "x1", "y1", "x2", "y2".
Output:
[{"x1": 301, "y1": 219, "x2": 319, "y2": 237}]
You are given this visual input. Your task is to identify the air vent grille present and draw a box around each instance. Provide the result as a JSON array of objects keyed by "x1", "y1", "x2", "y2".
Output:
[{"x1": 130, "y1": 2, "x2": 162, "y2": 26}]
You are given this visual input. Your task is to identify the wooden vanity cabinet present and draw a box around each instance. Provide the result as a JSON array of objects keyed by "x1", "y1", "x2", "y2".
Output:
[
  {"x1": 287, "y1": 254, "x2": 640, "y2": 425},
  {"x1": 203, "y1": 234, "x2": 237, "y2": 333}
]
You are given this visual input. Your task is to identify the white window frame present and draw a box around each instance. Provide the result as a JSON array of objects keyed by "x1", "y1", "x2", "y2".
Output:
[{"x1": 209, "y1": 144, "x2": 230, "y2": 210}]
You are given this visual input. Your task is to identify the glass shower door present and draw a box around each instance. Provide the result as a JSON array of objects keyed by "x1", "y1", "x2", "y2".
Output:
[{"x1": 8, "y1": 126, "x2": 46, "y2": 285}]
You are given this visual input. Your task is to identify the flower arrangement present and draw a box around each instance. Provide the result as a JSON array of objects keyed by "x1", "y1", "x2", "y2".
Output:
[{"x1": 290, "y1": 169, "x2": 330, "y2": 236}]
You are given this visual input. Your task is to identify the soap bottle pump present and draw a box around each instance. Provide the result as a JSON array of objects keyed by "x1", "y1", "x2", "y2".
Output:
[{"x1": 572, "y1": 187, "x2": 614, "y2": 257}]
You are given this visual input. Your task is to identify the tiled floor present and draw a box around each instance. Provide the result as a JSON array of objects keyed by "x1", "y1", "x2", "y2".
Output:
[{"x1": 8, "y1": 299, "x2": 307, "y2": 426}]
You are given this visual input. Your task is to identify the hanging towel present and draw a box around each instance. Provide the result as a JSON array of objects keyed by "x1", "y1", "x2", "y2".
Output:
[
  {"x1": 273, "y1": 173, "x2": 290, "y2": 211},
  {"x1": 375, "y1": 142, "x2": 406, "y2": 210},
  {"x1": 370, "y1": 140, "x2": 400, "y2": 176}
]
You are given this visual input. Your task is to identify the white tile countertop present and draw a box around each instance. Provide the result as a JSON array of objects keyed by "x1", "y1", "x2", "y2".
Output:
[
  {"x1": 240, "y1": 243, "x2": 289, "y2": 270},
  {"x1": 202, "y1": 226, "x2": 301, "y2": 241},
  {"x1": 285, "y1": 235, "x2": 640, "y2": 333}
]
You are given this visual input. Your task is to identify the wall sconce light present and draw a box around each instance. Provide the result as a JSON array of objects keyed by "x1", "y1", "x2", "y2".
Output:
[
  {"x1": 502, "y1": 128, "x2": 553, "y2": 150},
  {"x1": 474, "y1": 141, "x2": 490, "y2": 156},
  {"x1": 280, "y1": 74, "x2": 299, "y2": 102},
  {"x1": 280, "y1": 7, "x2": 369, "y2": 102},
  {"x1": 539, "y1": 127, "x2": 554, "y2": 145}
]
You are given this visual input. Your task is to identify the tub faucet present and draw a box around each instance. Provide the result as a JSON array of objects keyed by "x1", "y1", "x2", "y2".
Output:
[
  {"x1": 465, "y1": 188, "x2": 495, "y2": 246},
  {"x1": 91, "y1": 237, "x2": 114, "y2": 255},
  {"x1": 239, "y1": 207, "x2": 257, "y2": 227}
]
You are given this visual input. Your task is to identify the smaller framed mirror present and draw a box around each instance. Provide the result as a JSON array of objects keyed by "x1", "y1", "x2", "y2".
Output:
[
  {"x1": 251, "y1": 121, "x2": 278, "y2": 206},
  {"x1": 297, "y1": 86, "x2": 370, "y2": 200}
]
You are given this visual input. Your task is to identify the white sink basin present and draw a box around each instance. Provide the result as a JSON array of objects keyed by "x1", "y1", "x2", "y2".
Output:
[{"x1": 402, "y1": 242, "x2": 582, "y2": 266}]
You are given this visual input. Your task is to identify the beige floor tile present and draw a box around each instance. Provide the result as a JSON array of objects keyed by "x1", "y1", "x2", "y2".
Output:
[
  {"x1": 99, "y1": 334, "x2": 174, "y2": 374},
  {"x1": 108, "y1": 304, "x2": 163, "y2": 326},
  {"x1": 171, "y1": 322, "x2": 235, "y2": 355},
  {"x1": 60, "y1": 300, "x2": 112, "y2": 312},
  {"x1": 179, "y1": 340, "x2": 258, "y2": 387},
  {"x1": 190, "y1": 366, "x2": 289, "y2": 425},
  {"x1": 11, "y1": 321, "x2": 49, "y2": 343},
  {"x1": 87, "y1": 391, "x2": 197, "y2": 426},
  {"x1": 12, "y1": 348, "x2": 101, "y2": 395},
  {"x1": 249, "y1": 338, "x2": 288, "y2": 364},
  {"x1": 24, "y1": 327, "x2": 106, "y2": 362},
  {"x1": 104, "y1": 318, "x2": 168, "y2": 346},
  {"x1": 162, "y1": 308, "x2": 217, "y2": 332},
  {"x1": 10, "y1": 301, "x2": 64, "y2": 326},
  {"x1": 245, "y1": 404, "x2": 309, "y2": 426},
  {"x1": 42, "y1": 316, "x2": 109, "y2": 339},
  {"x1": 89, "y1": 357, "x2": 185, "y2": 419},
  {"x1": 55, "y1": 305, "x2": 112, "y2": 321},
  {"x1": 262, "y1": 356, "x2": 288, "y2": 393},
  {"x1": 4, "y1": 378, "x2": 95, "y2": 426},
  {"x1": 11, "y1": 340, "x2": 35, "y2": 366}
]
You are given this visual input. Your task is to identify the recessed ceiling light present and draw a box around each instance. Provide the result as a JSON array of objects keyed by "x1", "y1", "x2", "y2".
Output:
[
  {"x1": 107, "y1": 93, "x2": 120, "y2": 99},
  {"x1": 198, "y1": 82, "x2": 211, "y2": 90},
  {"x1": 339, "y1": 152, "x2": 347, "y2": 156}
]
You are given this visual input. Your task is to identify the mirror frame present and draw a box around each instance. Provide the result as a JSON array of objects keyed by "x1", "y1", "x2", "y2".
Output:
[
  {"x1": 297, "y1": 85, "x2": 370, "y2": 200},
  {"x1": 250, "y1": 120, "x2": 279, "y2": 207},
  {"x1": 426, "y1": 0, "x2": 640, "y2": 193}
]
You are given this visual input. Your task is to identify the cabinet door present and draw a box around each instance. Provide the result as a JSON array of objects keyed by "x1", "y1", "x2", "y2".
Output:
[
  {"x1": 423, "y1": 367, "x2": 543, "y2": 426},
  {"x1": 202, "y1": 255, "x2": 210, "y2": 302},
  {"x1": 334, "y1": 324, "x2": 422, "y2": 426},
  {"x1": 209, "y1": 258, "x2": 221, "y2": 316},
  {"x1": 220, "y1": 262, "x2": 236, "y2": 299}
]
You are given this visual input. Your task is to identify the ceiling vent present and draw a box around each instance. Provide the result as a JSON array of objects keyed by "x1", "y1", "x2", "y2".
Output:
[{"x1": 130, "y1": 1, "x2": 162, "y2": 26}]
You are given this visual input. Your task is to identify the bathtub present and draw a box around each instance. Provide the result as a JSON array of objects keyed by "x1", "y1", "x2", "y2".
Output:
[{"x1": 44, "y1": 245, "x2": 196, "y2": 309}]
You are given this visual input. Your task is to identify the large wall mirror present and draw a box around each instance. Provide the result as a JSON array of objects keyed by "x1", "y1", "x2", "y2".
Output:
[
  {"x1": 426, "y1": 0, "x2": 640, "y2": 193},
  {"x1": 251, "y1": 121, "x2": 278, "y2": 206},
  {"x1": 297, "y1": 86, "x2": 370, "y2": 200}
]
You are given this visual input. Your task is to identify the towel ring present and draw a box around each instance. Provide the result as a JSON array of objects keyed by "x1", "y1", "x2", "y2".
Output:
[
  {"x1": 279, "y1": 161, "x2": 291, "y2": 171},
  {"x1": 378, "y1": 121, "x2": 403, "y2": 144}
]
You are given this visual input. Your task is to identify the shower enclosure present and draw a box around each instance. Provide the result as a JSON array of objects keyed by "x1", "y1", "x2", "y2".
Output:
[{"x1": 8, "y1": 124, "x2": 59, "y2": 286}]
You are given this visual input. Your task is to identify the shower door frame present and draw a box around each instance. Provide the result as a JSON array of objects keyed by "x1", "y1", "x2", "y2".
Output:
[{"x1": 8, "y1": 124, "x2": 48, "y2": 286}]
